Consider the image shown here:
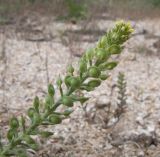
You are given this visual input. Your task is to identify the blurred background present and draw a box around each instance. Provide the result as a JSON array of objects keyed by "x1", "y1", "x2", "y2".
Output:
[
  {"x1": 0, "y1": 1, "x2": 160, "y2": 157},
  {"x1": 0, "y1": 0, "x2": 160, "y2": 22}
]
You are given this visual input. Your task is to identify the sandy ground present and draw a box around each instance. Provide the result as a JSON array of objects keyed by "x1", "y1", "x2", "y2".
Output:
[{"x1": 0, "y1": 14, "x2": 160, "y2": 157}]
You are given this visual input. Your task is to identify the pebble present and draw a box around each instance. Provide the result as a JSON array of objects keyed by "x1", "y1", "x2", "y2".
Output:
[{"x1": 95, "y1": 95, "x2": 111, "y2": 109}]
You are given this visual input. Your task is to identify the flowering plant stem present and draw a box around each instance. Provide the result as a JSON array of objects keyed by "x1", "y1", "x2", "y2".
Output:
[{"x1": 0, "y1": 21, "x2": 133, "y2": 157}]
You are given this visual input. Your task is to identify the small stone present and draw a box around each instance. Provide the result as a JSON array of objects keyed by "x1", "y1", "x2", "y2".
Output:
[
  {"x1": 137, "y1": 151, "x2": 145, "y2": 157},
  {"x1": 64, "y1": 135, "x2": 77, "y2": 145},
  {"x1": 136, "y1": 116, "x2": 144, "y2": 125},
  {"x1": 85, "y1": 103, "x2": 95, "y2": 113},
  {"x1": 126, "y1": 53, "x2": 136, "y2": 61},
  {"x1": 51, "y1": 144, "x2": 64, "y2": 154},
  {"x1": 105, "y1": 142, "x2": 113, "y2": 149},
  {"x1": 96, "y1": 95, "x2": 111, "y2": 109}
]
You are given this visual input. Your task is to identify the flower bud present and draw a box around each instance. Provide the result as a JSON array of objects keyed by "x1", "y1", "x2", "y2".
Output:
[
  {"x1": 112, "y1": 33, "x2": 119, "y2": 41},
  {"x1": 48, "y1": 84, "x2": 55, "y2": 96},
  {"x1": 88, "y1": 79, "x2": 101, "y2": 88},
  {"x1": 88, "y1": 66, "x2": 101, "y2": 78},
  {"x1": 121, "y1": 26, "x2": 126, "y2": 32},
  {"x1": 9, "y1": 117, "x2": 19, "y2": 129},
  {"x1": 62, "y1": 96, "x2": 73, "y2": 107},
  {"x1": 70, "y1": 77, "x2": 81, "y2": 89},
  {"x1": 48, "y1": 114, "x2": 62, "y2": 124},
  {"x1": 98, "y1": 36, "x2": 107, "y2": 48}
]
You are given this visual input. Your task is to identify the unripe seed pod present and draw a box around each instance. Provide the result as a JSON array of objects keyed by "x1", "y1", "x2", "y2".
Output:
[
  {"x1": 96, "y1": 48, "x2": 107, "y2": 60},
  {"x1": 67, "y1": 64, "x2": 74, "y2": 74},
  {"x1": 7, "y1": 129, "x2": 15, "y2": 141},
  {"x1": 88, "y1": 79, "x2": 101, "y2": 88},
  {"x1": 48, "y1": 84, "x2": 55, "y2": 96},
  {"x1": 48, "y1": 114, "x2": 62, "y2": 124},
  {"x1": 88, "y1": 66, "x2": 101, "y2": 78},
  {"x1": 107, "y1": 45, "x2": 121, "y2": 54},
  {"x1": 85, "y1": 48, "x2": 94, "y2": 60},
  {"x1": 27, "y1": 108, "x2": 36, "y2": 119},
  {"x1": 9, "y1": 117, "x2": 19, "y2": 129},
  {"x1": 56, "y1": 77, "x2": 62, "y2": 87},
  {"x1": 70, "y1": 77, "x2": 81, "y2": 89},
  {"x1": 62, "y1": 96, "x2": 73, "y2": 107}
]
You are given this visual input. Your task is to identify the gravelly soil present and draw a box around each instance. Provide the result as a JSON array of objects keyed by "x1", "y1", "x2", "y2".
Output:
[{"x1": 0, "y1": 14, "x2": 160, "y2": 157}]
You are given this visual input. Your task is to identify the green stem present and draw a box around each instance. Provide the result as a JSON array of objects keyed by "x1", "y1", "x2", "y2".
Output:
[
  {"x1": 0, "y1": 21, "x2": 134, "y2": 156},
  {"x1": 0, "y1": 80, "x2": 84, "y2": 156}
]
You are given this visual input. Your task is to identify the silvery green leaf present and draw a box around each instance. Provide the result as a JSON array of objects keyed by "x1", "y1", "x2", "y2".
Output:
[
  {"x1": 48, "y1": 84, "x2": 55, "y2": 97},
  {"x1": 33, "y1": 96, "x2": 39, "y2": 113},
  {"x1": 98, "y1": 62, "x2": 118, "y2": 70},
  {"x1": 80, "y1": 85, "x2": 94, "y2": 91}
]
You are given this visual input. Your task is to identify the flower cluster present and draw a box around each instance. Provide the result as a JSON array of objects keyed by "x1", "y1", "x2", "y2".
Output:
[{"x1": 0, "y1": 21, "x2": 133, "y2": 157}]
